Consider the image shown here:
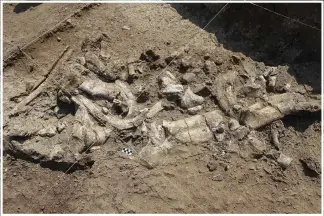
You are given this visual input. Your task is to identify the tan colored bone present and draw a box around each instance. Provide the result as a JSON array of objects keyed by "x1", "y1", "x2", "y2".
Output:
[{"x1": 241, "y1": 93, "x2": 321, "y2": 129}]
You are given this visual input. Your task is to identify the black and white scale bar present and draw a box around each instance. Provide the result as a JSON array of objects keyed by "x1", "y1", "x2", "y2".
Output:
[{"x1": 121, "y1": 147, "x2": 133, "y2": 155}]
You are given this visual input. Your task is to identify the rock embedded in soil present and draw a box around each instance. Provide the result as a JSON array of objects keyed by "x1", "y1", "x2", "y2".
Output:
[
  {"x1": 162, "y1": 84, "x2": 184, "y2": 96},
  {"x1": 181, "y1": 72, "x2": 196, "y2": 84},
  {"x1": 38, "y1": 125, "x2": 57, "y2": 137},
  {"x1": 188, "y1": 105, "x2": 203, "y2": 115},
  {"x1": 180, "y1": 88, "x2": 204, "y2": 109},
  {"x1": 57, "y1": 122, "x2": 66, "y2": 133},
  {"x1": 247, "y1": 132, "x2": 267, "y2": 153},
  {"x1": 158, "y1": 71, "x2": 177, "y2": 88},
  {"x1": 207, "y1": 161, "x2": 217, "y2": 171},
  {"x1": 228, "y1": 118, "x2": 240, "y2": 131},
  {"x1": 204, "y1": 60, "x2": 217, "y2": 74},
  {"x1": 277, "y1": 153, "x2": 293, "y2": 168}
]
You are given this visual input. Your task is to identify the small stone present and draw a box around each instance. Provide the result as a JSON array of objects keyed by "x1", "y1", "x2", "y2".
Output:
[
  {"x1": 13, "y1": 172, "x2": 17, "y2": 177},
  {"x1": 57, "y1": 37, "x2": 62, "y2": 42},
  {"x1": 212, "y1": 174, "x2": 224, "y2": 181},
  {"x1": 247, "y1": 133, "x2": 267, "y2": 153},
  {"x1": 214, "y1": 57, "x2": 224, "y2": 65},
  {"x1": 264, "y1": 66, "x2": 277, "y2": 77},
  {"x1": 38, "y1": 126, "x2": 57, "y2": 137},
  {"x1": 214, "y1": 132, "x2": 225, "y2": 142},
  {"x1": 227, "y1": 140, "x2": 240, "y2": 153},
  {"x1": 102, "y1": 107, "x2": 109, "y2": 115},
  {"x1": 77, "y1": 57, "x2": 86, "y2": 66},
  {"x1": 181, "y1": 72, "x2": 196, "y2": 84},
  {"x1": 228, "y1": 118, "x2": 240, "y2": 131},
  {"x1": 25, "y1": 82, "x2": 34, "y2": 93},
  {"x1": 122, "y1": 25, "x2": 130, "y2": 30},
  {"x1": 90, "y1": 146, "x2": 101, "y2": 151},
  {"x1": 268, "y1": 76, "x2": 277, "y2": 87},
  {"x1": 233, "y1": 104, "x2": 242, "y2": 112},
  {"x1": 72, "y1": 89, "x2": 79, "y2": 95},
  {"x1": 204, "y1": 60, "x2": 216, "y2": 74},
  {"x1": 188, "y1": 105, "x2": 203, "y2": 115},
  {"x1": 277, "y1": 153, "x2": 292, "y2": 168},
  {"x1": 60, "y1": 95, "x2": 71, "y2": 104},
  {"x1": 207, "y1": 161, "x2": 217, "y2": 171},
  {"x1": 181, "y1": 56, "x2": 192, "y2": 69},
  {"x1": 158, "y1": 71, "x2": 176, "y2": 88},
  {"x1": 162, "y1": 84, "x2": 184, "y2": 95},
  {"x1": 57, "y1": 122, "x2": 66, "y2": 133},
  {"x1": 283, "y1": 83, "x2": 291, "y2": 92},
  {"x1": 300, "y1": 157, "x2": 320, "y2": 176}
]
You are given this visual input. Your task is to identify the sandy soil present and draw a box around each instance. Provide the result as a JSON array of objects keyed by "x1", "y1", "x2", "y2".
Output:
[{"x1": 2, "y1": 3, "x2": 322, "y2": 214}]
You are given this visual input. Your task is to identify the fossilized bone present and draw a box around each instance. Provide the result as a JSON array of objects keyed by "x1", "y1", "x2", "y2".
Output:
[
  {"x1": 71, "y1": 94, "x2": 148, "y2": 130},
  {"x1": 162, "y1": 110, "x2": 224, "y2": 143},
  {"x1": 240, "y1": 93, "x2": 321, "y2": 129}
]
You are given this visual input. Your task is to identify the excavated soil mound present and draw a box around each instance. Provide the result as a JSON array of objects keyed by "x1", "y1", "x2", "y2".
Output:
[{"x1": 2, "y1": 3, "x2": 321, "y2": 214}]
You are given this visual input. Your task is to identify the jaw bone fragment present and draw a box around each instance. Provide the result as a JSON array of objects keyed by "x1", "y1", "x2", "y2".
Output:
[{"x1": 72, "y1": 94, "x2": 148, "y2": 130}]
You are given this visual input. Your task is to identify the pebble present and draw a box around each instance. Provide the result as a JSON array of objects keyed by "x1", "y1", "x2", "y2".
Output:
[
  {"x1": 181, "y1": 72, "x2": 196, "y2": 84},
  {"x1": 57, "y1": 37, "x2": 62, "y2": 42},
  {"x1": 214, "y1": 57, "x2": 224, "y2": 65},
  {"x1": 77, "y1": 57, "x2": 86, "y2": 66},
  {"x1": 204, "y1": 60, "x2": 217, "y2": 73},
  {"x1": 277, "y1": 153, "x2": 293, "y2": 168},
  {"x1": 181, "y1": 56, "x2": 192, "y2": 68},
  {"x1": 228, "y1": 118, "x2": 240, "y2": 131},
  {"x1": 188, "y1": 105, "x2": 203, "y2": 115},
  {"x1": 247, "y1": 133, "x2": 267, "y2": 152},
  {"x1": 212, "y1": 174, "x2": 224, "y2": 181},
  {"x1": 122, "y1": 25, "x2": 130, "y2": 30},
  {"x1": 158, "y1": 71, "x2": 176, "y2": 88},
  {"x1": 38, "y1": 126, "x2": 57, "y2": 137},
  {"x1": 57, "y1": 122, "x2": 66, "y2": 133},
  {"x1": 207, "y1": 161, "x2": 217, "y2": 171},
  {"x1": 162, "y1": 84, "x2": 184, "y2": 95},
  {"x1": 102, "y1": 107, "x2": 109, "y2": 115},
  {"x1": 268, "y1": 76, "x2": 277, "y2": 87}
]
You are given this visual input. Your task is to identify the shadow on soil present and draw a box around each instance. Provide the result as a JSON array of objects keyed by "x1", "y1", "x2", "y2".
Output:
[
  {"x1": 171, "y1": 3, "x2": 322, "y2": 94},
  {"x1": 13, "y1": 3, "x2": 42, "y2": 14}
]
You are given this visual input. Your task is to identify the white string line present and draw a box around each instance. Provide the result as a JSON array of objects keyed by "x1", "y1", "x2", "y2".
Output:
[
  {"x1": 116, "y1": 138, "x2": 209, "y2": 214},
  {"x1": 3, "y1": 3, "x2": 90, "y2": 62},
  {"x1": 250, "y1": 3, "x2": 322, "y2": 32}
]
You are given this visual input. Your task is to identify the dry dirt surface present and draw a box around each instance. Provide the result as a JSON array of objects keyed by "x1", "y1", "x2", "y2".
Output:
[{"x1": 2, "y1": 3, "x2": 322, "y2": 214}]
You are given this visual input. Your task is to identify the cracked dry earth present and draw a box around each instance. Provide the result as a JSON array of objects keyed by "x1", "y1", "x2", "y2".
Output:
[{"x1": 2, "y1": 3, "x2": 322, "y2": 214}]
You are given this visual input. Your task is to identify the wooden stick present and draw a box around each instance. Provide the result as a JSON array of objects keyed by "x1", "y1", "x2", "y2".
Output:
[{"x1": 9, "y1": 46, "x2": 72, "y2": 117}]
